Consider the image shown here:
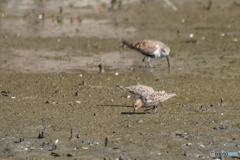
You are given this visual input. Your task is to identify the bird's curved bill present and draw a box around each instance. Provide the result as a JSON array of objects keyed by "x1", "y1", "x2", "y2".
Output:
[{"x1": 166, "y1": 55, "x2": 170, "y2": 68}]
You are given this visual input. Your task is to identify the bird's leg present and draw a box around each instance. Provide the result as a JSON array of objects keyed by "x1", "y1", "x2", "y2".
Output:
[
  {"x1": 160, "y1": 102, "x2": 163, "y2": 106},
  {"x1": 152, "y1": 105, "x2": 158, "y2": 114},
  {"x1": 147, "y1": 57, "x2": 153, "y2": 68},
  {"x1": 142, "y1": 57, "x2": 146, "y2": 68}
]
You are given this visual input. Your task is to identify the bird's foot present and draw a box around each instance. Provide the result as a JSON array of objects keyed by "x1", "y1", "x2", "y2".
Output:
[{"x1": 148, "y1": 63, "x2": 153, "y2": 68}]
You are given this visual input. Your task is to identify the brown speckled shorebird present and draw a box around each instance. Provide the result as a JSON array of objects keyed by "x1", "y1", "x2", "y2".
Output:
[
  {"x1": 117, "y1": 85, "x2": 176, "y2": 114},
  {"x1": 122, "y1": 40, "x2": 170, "y2": 68},
  {"x1": 133, "y1": 92, "x2": 176, "y2": 114}
]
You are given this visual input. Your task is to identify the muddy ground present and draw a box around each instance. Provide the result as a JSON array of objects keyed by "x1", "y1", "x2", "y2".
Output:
[{"x1": 0, "y1": 0, "x2": 240, "y2": 159}]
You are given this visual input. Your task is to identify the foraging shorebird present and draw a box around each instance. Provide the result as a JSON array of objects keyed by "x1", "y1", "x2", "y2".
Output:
[
  {"x1": 117, "y1": 85, "x2": 176, "y2": 114},
  {"x1": 122, "y1": 40, "x2": 171, "y2": 68},
  {"x1": 133, "y1": 92, "x2": 176, "y2": 114}
]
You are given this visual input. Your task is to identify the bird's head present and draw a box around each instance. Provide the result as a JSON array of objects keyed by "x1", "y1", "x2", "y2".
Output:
[
  {"x1": 161, "y1": 47, "x2": 170, "y2": 68},
  {"x1": 162, "y1": 47, "x2": 170, "y2": 56},
  {"x1": 133, "y1": 99, "x2": 144, "y2": 112}
]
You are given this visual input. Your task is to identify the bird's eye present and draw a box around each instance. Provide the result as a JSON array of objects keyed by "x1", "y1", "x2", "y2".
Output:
[{"x1": 162, "y1": 49, "x2": 166, "y2": 53}]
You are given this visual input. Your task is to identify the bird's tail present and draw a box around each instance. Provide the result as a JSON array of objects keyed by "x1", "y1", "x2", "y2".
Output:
[
  {"x1": 116, "y1": 85, "x2": 131, "y2": 92},
  {"x1": 116, "y1": 85, "x2": 127, "y2": 92},
  {"x1": 122, "y1": 40, "x2": 133, "y2": 48},
  {"x1": 164, "y1": 93, "x2": 177, "y2": 101}
]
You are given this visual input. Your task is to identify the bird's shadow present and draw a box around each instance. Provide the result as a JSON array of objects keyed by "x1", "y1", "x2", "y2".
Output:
[
  {"x1": 99, "y1": 104, "x2": 132, "y2": 108},
  {"x1": 121, "y1": 112, "x2": 151, "y2": 115},
  {"x1": 99, "y1": 104, "x2": 153, "y2": 114}
]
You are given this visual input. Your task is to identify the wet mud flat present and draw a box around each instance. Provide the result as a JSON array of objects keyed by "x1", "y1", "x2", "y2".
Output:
[
  {"x1": 0, "y1": 0, "x2": 240, "y2": 159},
  {"x1": 0, "y1": 71, "x2": 240, "y2": 160}
]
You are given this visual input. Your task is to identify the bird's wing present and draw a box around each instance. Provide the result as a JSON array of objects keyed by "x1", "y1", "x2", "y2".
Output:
[
  {"x1": 117, "y1": 85, "x2": 154, "y2": 96},
  {"x1": 145, "y1": 92, "x2": 176, "y2": 105},
  {"x1": 123, "y1": 40, "x2": 162, "y2": 57},
  {"x1": 154, "y1": 92, "x2": 176, "y2": 103}
]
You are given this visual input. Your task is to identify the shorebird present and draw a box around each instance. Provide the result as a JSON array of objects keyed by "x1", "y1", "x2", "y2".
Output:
[
  {"x1": 133, "y1": 92, "x2": 176, "y2": 114},
  {"x1": 117, "y1": 85, "x2": 176, "y2": 114},
  {"x1": 122, "y1": 40, "x2": 170, "y2": 68}
]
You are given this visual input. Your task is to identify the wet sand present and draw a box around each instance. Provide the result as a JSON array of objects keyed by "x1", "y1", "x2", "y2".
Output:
[{"x1": 0, "y1": 0, "x2": 240, "y2": 159}]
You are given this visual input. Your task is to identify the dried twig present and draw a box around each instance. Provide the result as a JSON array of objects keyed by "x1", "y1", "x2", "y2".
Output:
[
  {"x1": 207, "y1": 0, "x2": 212, "y2": 10},
  {"x1": 233, "y1": 0, "x2": 240, "y2": 6}
]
